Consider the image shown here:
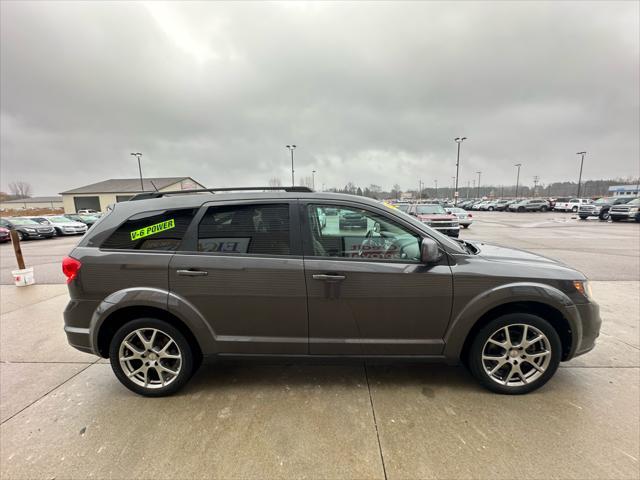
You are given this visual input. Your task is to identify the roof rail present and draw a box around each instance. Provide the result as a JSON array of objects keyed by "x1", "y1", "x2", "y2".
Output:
[{"x1": 128, "y1": 186, "x2": 313, "y2": 201}]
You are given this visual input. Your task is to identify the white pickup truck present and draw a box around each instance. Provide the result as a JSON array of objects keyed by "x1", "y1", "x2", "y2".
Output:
[{"x1": 553, "y1": 198, "x2": 591, "y2": 212}]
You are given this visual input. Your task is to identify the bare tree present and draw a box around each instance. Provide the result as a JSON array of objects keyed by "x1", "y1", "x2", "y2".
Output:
[
  {"x1": 8, "y1": 181, "x2": 32, "y2": 199},
  {"x1": 268, "y1": 177, "x2": 282, "y2": 187}
]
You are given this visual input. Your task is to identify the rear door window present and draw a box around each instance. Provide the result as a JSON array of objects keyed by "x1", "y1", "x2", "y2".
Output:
[
  {"x1": 197, "y1": 203, "x2": 290, "y2": 256},
  {"x1": 101, "y1": 209, "x2": 197, "y2": 251}
]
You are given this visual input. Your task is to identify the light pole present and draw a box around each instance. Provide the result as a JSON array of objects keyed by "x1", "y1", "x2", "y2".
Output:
[
  {"x1": 312, "y1": 170, "x2": 316, "y2": 190},
  {"x1": 533, "y1": 176, "x2": 539, "y2": 197},
  {"x1": 130, "y1": 153, "x2": 143, "y2": 191},
  {"x1": 476, "y1": 171, "x2": 482, "y2": 198},
  {"x1": 454, "y1": 137, "x2": 467, "y2": 205},
  {"x1": 576, "y1": 152, "x2": 586, "y2": 197},
  {"x1": 514, "y1": 163, "x2": 522, "y2": 198},
  {"x1": 418, "y1": 180, "x2": 423, "y2": 202},
  {"x1": 434, "y1": 179, "x2": 438, "y2": 199},
  {"x1": 451, "y1": 176, "x2": 456, "y2": 200},
  {"x1": 286, "y1": 145, "x2": 296, "y2": 186}
]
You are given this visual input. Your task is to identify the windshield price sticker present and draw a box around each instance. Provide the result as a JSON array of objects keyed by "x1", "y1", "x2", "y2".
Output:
[{"x1": 130, "y1": 219, "x2": 175, "y2": 241}]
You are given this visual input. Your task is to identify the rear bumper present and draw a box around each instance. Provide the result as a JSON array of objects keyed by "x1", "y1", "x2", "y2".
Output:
[{"x1": 64, "y1": 299, "x2": 99, "y2": 355}]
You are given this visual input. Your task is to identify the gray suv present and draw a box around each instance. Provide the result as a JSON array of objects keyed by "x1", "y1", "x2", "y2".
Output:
[{"x1": 63, "y1": 187, "x2": 601, "y2": 396}]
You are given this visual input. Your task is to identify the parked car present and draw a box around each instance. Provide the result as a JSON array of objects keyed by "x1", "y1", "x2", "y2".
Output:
[
  {"x1": 64, "y1": 213, "x2": 100, "y2": 227},
  {"x1": 77, "y1": 209, "x2": 99, "y2": 215},
  {"x1": 508, "y1": 199, "x2": 550, "y2": 212},
  {"x1": 43, "y1": 216, "x2": 88, "y2": 235},
  {"x1": 338, "y1": 209, "x2": 367, "y2": 229},
  {"x1": 499, "y1": 200, "x2": 519, "y2": 211},
  {"x1": 472, "y1": 201, "x2": 490, "y2": 211},
  {"x1": 0, "y1": 217, "x2": 55, "y2": 240},
  {"x1": 0, "y1": 226, "x2": 10, "y2": 242},
  {"x1": 491, "y1": 199, "x2": 511, "y2": 211},
  {"x1": 554, "y1": 198, "x2": 591, "y2": 212},
  {"x1": 407, "y1": 203, "x2": 460, "y2": 237},
  {"x1": 609, "y1": 198, "x2": 640, "y2": 223},
  {"x1": 445, "y1": 207, "x2": 473, "y2": 228},
  {"x1": 62, "y1": 186, "x2": 601, "y2": 397},
  {"x1": 578, "y1": 197, "x2": 636, "y2": 221}
]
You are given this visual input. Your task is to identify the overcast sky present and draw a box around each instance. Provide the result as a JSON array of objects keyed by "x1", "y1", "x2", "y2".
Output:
[{"x1": 1, "y1": 1, "x2": 638, "y2": 195}]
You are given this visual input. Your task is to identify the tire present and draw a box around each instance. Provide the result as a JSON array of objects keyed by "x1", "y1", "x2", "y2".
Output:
[
  {"x1": 598, "y1": 210, "x2": 610, "y2": 221},
  {"x1": 572, "y1": 206, "x2": 578, "y2": 212},
  {"x1": 468, "y1": 313, "x2": 562, "y2": 395},
  {"x1": 488, "y1": 207, "x2": 494, "y2": 211},
  {"x1": 579, "y1": 216, "x2": 588, "y2": 220},
  {"x1": 540, "y1": 206, "x2": 548, "y2": 212},
  {"x1": 109, "y1": 318, "x2": 195, "y2": 397},
  {"x1": 517, "y1": 207, "x2": 524, "y2": 212},
  {"x1": 54, "y1": 228, "x2": 62, "y2": 236},
  {"x1": 462, "y1": 224, "x2": 469, "y2": 229},
  {"x1": 17, "y1": 231, "x2": 26, "y2": 241}
]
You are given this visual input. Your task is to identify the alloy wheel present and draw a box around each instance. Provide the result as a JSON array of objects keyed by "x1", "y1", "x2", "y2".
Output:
[
  {"x1": 118, "y1": 328, "x2": 182, "y2": 389},
  {"x1": 481, "y1": 323, "x2": 552, "y2": 387}
]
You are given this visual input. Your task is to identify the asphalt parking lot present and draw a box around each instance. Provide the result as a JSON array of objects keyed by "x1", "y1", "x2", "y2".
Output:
[{"x1": 1, "y1": 211, "x2": 638, "y2": 479}]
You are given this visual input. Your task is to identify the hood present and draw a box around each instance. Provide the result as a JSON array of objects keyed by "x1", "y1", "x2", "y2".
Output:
[
  {"x1": 476, "y1": 242, "x2": 569, "y2": 267},
  {"x1": 52, "y1": 221, "x2": 86, "y2": 228},
  {"x1": 417, "y1": 214, "x2": 454, "y2": 221}
]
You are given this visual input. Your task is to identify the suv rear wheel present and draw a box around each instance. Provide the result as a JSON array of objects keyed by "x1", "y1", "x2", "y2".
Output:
[
  {"x1": 109, "y1": 318, "x2": 194, "y2": 397},
  {"x1": 468, "y1": 313, "x2": 561, "y2": 394}
]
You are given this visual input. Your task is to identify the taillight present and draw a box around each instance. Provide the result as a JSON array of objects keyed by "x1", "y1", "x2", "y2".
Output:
[
  {"x1": 62, "y1": 256, "x2": 81, "y2": 284},
  {"x1": 468, "y1": 214, "x2": 473, "y2": 217}
]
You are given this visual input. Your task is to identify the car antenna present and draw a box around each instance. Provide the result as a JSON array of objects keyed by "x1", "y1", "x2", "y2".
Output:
[{"x1": 150, "y1": 181, "x2": 159, "y2": 192}]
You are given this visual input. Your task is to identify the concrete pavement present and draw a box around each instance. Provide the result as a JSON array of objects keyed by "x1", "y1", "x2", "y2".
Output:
[{"x1": 0, "y1": 212, "x2": 638, "y2": 479}]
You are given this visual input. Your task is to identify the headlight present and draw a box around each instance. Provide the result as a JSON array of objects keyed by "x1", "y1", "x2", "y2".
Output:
[
  {"x1": 629, "y1": 207, "x2": 639, "y2": 213},
  {"x1": 573, "y1": 280, "x2": 592, "y2": 298},
  {"x1": 24, "y1": 228, "x2": 36, "y2": 232}
]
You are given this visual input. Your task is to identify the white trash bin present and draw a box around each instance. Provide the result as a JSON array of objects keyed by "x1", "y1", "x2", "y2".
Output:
[{"x1": 12, "y1": 267, "x2": 35, "y2": 287}]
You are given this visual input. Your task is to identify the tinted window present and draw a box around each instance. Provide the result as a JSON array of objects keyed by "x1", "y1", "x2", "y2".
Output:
[
  {"x1": 197, "y1": 204, "x2": 290, "y2": 255},
  {"x1": 307, "y1": 204, "x2": 420, "y2": 261},
  {"x1": 102, "y1": 209, "x2": 196, "y2": 251}
]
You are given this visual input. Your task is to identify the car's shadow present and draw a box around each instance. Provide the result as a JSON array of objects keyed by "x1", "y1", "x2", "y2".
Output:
[{"x1": 180, "y1": 360, "x2": 485, "y2": 396}]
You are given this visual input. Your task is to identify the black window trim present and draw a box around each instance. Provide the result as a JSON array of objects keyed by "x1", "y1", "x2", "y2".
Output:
[{"x1": 177, "y1": 198, "x2": 302, "y2": 258}]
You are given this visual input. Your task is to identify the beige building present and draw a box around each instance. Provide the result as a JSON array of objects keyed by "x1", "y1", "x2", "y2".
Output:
[
  {"x1": 0, "y1": 196, "x2": 63, "y2": 210},
  {"x1": 60, "y1": 177, "x2": 205, "y2": 213}
]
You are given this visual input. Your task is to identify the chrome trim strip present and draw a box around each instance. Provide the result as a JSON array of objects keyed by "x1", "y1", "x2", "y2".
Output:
[{"x1": 64, "y1": 326, "x2": 90, "y2": 335}]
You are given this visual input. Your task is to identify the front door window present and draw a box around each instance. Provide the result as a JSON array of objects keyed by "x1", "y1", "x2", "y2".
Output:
[{"x1": 306, "y1": 205, "x2": 420, "y2": 261}]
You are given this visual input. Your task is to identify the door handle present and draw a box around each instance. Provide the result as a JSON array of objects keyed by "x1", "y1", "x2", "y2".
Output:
[
  {"x1": 312, "y1": 274, "x2": 346, "y2": 282},
  {"x1": 176, "y1": 269, "x2": 208, "y2": 277}
]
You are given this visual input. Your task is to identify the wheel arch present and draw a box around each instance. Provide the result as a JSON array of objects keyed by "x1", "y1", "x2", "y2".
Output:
[
  {"x1": 457, "y1": 301, "x2": 573, "y2": 366},
  {"x1": 96, "y1": 305, "x2": 203, "y2": 363},
  {"x1": 90, "y1": 287, "x2": 214, "y2": 359},
  {"x1": 444, "y1": 283, "x2": 580, "y2": 363}
]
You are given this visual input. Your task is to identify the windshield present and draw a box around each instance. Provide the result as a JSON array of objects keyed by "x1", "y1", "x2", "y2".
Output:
[
  {"x1": 415, "y1": 204, "x2": 446, "y2": 214},
  {"x1": 10, "y1": 218, "x2": 38, "y2": 225},
  {"x1": 47, "y1": 216, "x2": 73, "y2": 223},
  {"x1": 627, "y1": 198, "x2": 640, "y2": 206},
  {"x1": 594, "y1": 198, "x2": 612, "y2": 204},
  {"x1": 396, "y1": 204, "x2": 410, "y2": 212}
]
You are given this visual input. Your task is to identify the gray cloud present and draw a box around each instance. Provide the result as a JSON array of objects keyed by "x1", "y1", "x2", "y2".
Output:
[{"x1": 1, "y1": 1, "x2": 638, "y2": 194}]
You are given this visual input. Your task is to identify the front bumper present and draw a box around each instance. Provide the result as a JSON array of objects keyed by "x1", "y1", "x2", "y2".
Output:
[{"x1": 571, "y1": 301, "x2": 602, "y2": 359}]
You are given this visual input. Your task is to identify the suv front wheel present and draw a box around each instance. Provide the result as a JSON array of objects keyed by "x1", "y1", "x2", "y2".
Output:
[
  {"x1": 468, "y1": 313, "x2": 561, "y2": 394},
  {"x1": 109, "y1": 318, "x2": 194, "y2": 397}
]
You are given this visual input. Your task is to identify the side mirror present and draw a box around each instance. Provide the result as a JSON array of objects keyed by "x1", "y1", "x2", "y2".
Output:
[{"x1": 420, "y1": 237, "x2": 442, "y2": 264}]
